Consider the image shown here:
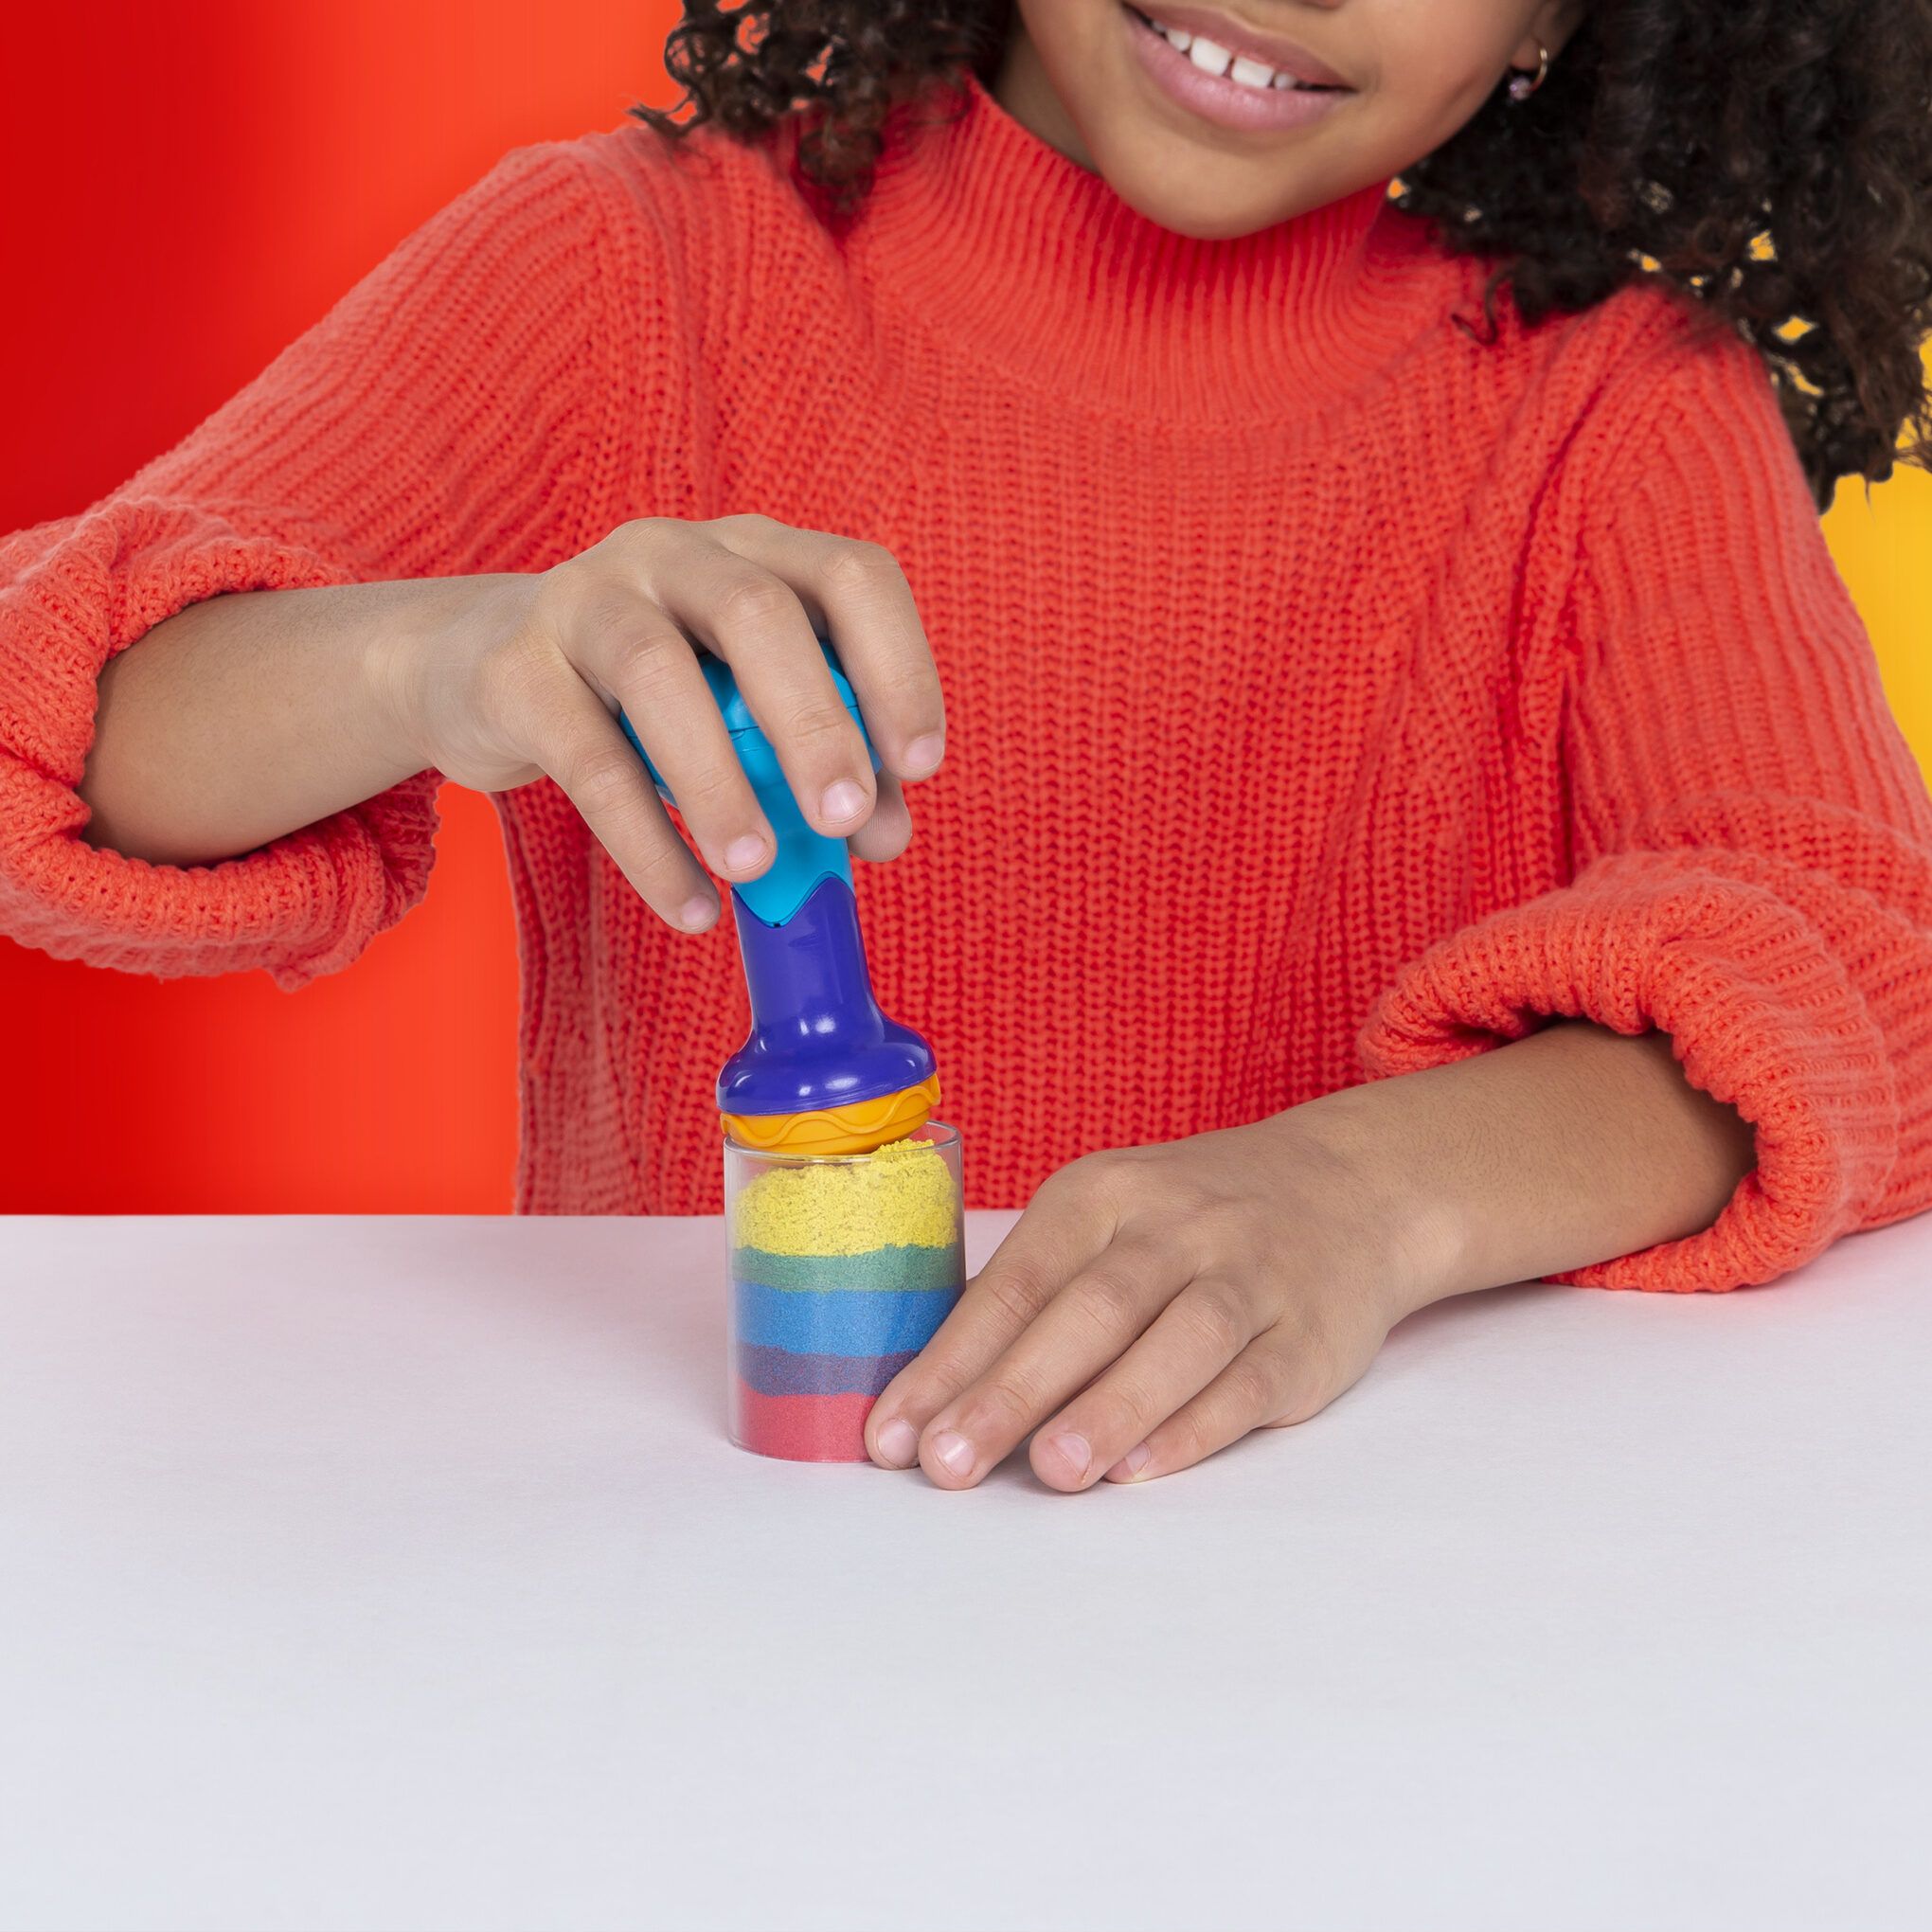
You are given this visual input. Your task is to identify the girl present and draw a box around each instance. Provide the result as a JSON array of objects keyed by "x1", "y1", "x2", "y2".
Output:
[{"x1": 5, "y1": 2, "x2": 1930, "y2": 1492}]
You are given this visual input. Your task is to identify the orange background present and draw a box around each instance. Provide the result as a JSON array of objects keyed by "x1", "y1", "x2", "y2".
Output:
[{"x1": 4, "y1": 4, "x2": 1927, "y2": 1213}]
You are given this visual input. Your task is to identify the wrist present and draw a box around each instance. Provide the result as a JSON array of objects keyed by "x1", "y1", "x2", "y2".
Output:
[
  {"x1": 366, "y1": 571, "x2": 535, "y2": 775},
  {"x1": 1273, "y1": 1086, "x2": 1476, "y2": 1323}
]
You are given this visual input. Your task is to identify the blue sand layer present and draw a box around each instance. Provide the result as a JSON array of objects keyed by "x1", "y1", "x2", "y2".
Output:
[
  {"x1": 737, "y1": 1343, "x2": 918, "y2": 1399},
  {"x1": 732, "y1": 1279, "x2": 960, "y2": 1357},
  {"x1": 730, "y1": 1243, "x2": 961, "y2": 1294}
]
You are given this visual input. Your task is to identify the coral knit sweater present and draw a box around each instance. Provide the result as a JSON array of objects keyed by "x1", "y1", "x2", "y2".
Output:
[{"x1": 4, "y1": 66, "x2": 1931, "y2": 1290}]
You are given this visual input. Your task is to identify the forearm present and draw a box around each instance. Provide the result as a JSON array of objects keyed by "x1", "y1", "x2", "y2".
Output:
[
  {"x1": 76, "y1": 575, "x2": 492, "y2": 867},
  {"x1": 1304, "y1": 1019, "x2": 1760, "y2": 1308}
]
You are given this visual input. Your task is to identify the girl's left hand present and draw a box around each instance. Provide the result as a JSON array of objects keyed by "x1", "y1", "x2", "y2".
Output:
[{"x1": 863, "y1": 1110, "x2": 1462, "y2": 1489}]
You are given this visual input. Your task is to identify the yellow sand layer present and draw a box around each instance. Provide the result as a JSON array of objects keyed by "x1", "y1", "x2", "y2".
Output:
[{"x1": 731, "y1": 1135, "x2": 957, "y2": 1256}]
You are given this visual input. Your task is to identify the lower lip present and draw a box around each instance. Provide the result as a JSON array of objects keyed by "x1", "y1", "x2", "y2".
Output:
[{"x1": 1122, "y1": 5, "x2": 1354, "y2": 133}]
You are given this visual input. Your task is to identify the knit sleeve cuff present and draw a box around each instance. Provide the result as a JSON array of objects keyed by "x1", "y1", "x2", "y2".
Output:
[
  {"x1": 1352, "y1": 852, "x2": 1901, "y2": 1291},
  {"x1": 0, "y1": 500, "x2": 442, "y2": 993}
]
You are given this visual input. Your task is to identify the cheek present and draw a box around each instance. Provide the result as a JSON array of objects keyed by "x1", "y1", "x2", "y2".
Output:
[
  {"x1": 1013, "y1": 0, "x2": 1131, "y2": 133},
  {"x1": 1368, "y1": 0, "x2": 1518, "y2": 125},
  {"x1": 1021, "y1": 0, "x2": 1120, "y2": 69}
]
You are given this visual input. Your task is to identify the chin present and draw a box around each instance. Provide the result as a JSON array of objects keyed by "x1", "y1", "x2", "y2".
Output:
[{"x1": 1091, "y1": 142, "x2": 1306, "y2": 241}]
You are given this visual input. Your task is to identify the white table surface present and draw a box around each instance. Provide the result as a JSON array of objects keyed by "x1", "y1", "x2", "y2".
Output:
[{"x1": 1, "y1": 1208, "x2": 1927, "y2": 1932}]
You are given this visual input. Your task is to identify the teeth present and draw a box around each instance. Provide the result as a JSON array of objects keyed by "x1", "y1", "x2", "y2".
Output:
[{"x1": 1144, "y1": 13, "x2": 1320, "y2": 92}]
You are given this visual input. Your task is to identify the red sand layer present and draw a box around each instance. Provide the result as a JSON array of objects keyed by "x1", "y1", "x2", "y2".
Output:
[{"x1": 731, "y1": 1378, "x2": 876, "y2": 1463}]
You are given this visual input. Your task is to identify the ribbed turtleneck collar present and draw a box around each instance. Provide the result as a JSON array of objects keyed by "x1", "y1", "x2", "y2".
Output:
[{"x1": 846, "y1": 62, "x2": 1445, "y2": 426}]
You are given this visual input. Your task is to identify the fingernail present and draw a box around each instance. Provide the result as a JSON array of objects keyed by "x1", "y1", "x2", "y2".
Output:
[
  {"x1": 903, "y1": 732, "x2": 944, "y2": 778},
  {"x1": 930, "y1": 1430, "x2": 975, "y2": 1479},
  {"x1": 875, "y1": 1418, "x2": 918, "y2": 1467},
  {"x1": 724, "y1": 832, "x2": 768, "y2": 873},
  {"x1": 1106, "y1": 1441, "x2": 1152, "y2": 1481},
  {"x1": 1042, "y1": 1432, "x2": 1091, "y2": 1485},
  {"x1": 820, "y1": 779, "x2": 868, "y2": 824},
  {"x1": 678, "y1": 896, "x2": 716, "y2": 930}
]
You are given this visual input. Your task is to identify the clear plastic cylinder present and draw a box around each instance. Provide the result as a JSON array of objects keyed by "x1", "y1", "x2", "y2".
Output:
[{"x1": 724, "y1": 1121, "x2": 964, "y2": 1461}]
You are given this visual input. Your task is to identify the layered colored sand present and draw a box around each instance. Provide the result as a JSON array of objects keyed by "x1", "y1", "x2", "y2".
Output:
[{"x1": 728, "y1": 1135, "x2": 963, "y2": 1462}]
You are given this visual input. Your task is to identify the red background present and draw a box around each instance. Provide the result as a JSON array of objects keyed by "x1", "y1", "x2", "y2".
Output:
[{"x1": 1, "y1": 1, "x2": 680, "y2": 1211}]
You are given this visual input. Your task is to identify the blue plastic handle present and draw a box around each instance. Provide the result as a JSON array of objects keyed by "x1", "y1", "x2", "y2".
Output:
[
  {"x1": 617, "y1": 639, "x2": 879, "y2": 928},
  {"x1": 617, "y1": 637, "x2": 935, "y2": 1120}
]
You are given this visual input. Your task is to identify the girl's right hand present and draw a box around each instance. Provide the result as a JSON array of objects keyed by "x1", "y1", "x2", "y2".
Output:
[{"x1": 384, "y1": 514, "x2": 947, "y2": 932}]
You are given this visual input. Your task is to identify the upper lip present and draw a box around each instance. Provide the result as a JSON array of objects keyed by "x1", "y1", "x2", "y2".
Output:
[{"x1": 1129, "y1": 4, "x2": 1354, "y2": 87}]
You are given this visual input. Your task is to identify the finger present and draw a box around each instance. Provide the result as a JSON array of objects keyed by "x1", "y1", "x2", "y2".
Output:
[
  {"x1": 707, "y1": 516, "x2": 945, "y2": 784},
  {"x1": 564, "y1": 588, "x2": 778, "y2": 886},
  {"x1": 1029, "y1": 1275, "x2": 1259, "y2": 1492},
  {"x1": 865, "y1": 1158, "x2": 1120, "y2": 1469},
  {"x1": 526, "y1": 661, "x2": 721, "y2": 931},
  {"x1": 915, "y1": 1234, "x2": 1187, "y2": 1490},
  {"x1": 640, "y1": 531, "x2": 878, "y2": 842},
  {"x1": 1104, "y1": 1323, "x2": 1360, "y2": 1483},
  {"x1": 848, "y1": 771, "x2": 911, "y2": 864}
]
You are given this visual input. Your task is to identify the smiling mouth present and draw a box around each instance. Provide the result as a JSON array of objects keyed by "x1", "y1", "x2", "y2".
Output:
[{"x1": 1123, "y1": 7, "x2": 1352, "y2": 92}]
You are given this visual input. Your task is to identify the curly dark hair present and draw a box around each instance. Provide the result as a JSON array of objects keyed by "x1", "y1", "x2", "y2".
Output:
[{"x1": 630, "y1": 1, "x2": 1932, "y2": 513}]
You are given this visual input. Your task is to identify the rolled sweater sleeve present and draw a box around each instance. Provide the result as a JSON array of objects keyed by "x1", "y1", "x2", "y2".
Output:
[
  {"x1": 0, "y1": 138, "x2": 647, "y2": 991},
  {"x1": 1354, "y1": 312, "x2": 1932, "y2": 1291}
]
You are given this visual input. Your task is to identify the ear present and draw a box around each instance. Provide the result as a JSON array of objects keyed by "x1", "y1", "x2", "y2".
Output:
[{"x1": 1519, "y1": 0, "x2": 1586, "y2": 64}]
